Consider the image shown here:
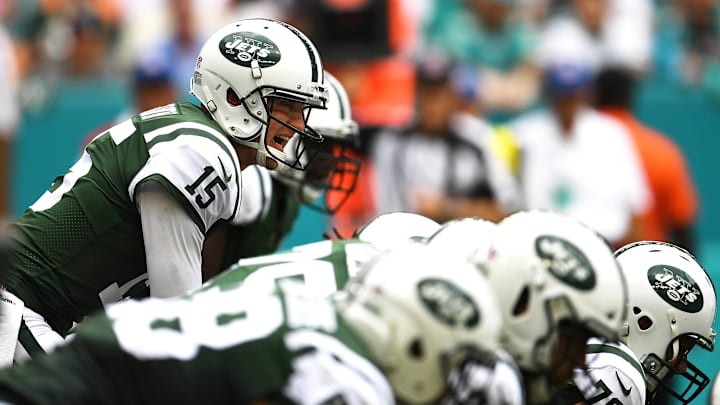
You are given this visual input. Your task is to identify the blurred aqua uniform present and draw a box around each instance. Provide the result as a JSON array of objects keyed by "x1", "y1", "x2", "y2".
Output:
[
  {"x1": 422, "y1": 0, "x2": 536, "y2": 71},
  {"x1": 4, "y1": 102, "x2": 242, "y2": 339},
  {"x1": 0, "y1": 279, "x2": 393, "y2": 405}
]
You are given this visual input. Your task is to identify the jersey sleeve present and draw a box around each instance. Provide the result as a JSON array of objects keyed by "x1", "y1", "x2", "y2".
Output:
[
  {"x1": 573, "y1": 339, "x2": 647, "y2": 405},
  {"x1": 231, "y1": 165, "x2": 273, "y2": 226},
  {"x1": 129, "y1": 129, "x2": 241, "y2": 234}
]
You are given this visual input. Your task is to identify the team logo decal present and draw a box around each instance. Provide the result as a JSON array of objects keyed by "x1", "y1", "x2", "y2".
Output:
[
  {"x1": 647, "y1": 265, "x2": 703, "y2": 313},
  {"x1": 418, "y1": 278, "x2": 479, "y2": 328},
  {"x1": 535, "y1": 235, "x2": 596, "y2": 290},
  {"x1": 219, "y1": 32, "x2": 281, "y2": 68}
]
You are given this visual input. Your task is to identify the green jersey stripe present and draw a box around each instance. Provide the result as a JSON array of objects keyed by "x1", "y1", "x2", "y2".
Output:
[
  {"x1": 586, "y1": 343, "x2": 646, "y2": 379},
  {"x1": 144, "y1": 122, "x2": 234, "y2": 163}
]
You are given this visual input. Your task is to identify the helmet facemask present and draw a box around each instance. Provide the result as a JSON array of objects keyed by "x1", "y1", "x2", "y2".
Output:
[
  {"x1": 224, "y1": 86, "x2": 325, "y2": 170},
  {"x1": 271, "y1": 70, "x2": 362, "y2": 213},
  {"x1": 641, "y1": 333, "x2": 714, "y2": 404},
  {"x1": 297, "y1": 139, "x2": 361, "y2": 214}
]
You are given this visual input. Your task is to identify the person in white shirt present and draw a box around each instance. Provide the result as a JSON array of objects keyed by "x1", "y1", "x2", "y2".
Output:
[{"x1": 507, "y1": 61, "x2": 650, "y2": 246}]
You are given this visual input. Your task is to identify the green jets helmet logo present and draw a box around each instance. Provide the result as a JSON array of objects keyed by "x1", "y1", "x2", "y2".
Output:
[
  {"x1": 648, "y1": 265, "x2": 703, "y2": 313},
  {"x1": 220, "y1": 32, "x2": 281, "y2": 68},
  {"x1": 535, "y1": 235, "x2": 596, "y2": 290},
  {"x1": 418, "y1": 278, "x2": 480, "y2": 328}
]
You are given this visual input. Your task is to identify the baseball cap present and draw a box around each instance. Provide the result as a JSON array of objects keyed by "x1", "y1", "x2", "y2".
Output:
[
  {"x1": 544, "y1": 62, "x2": 593, "y2": 95},
  {"x1": 132, "y1": 51, "x2": 172, "y2": 86}
]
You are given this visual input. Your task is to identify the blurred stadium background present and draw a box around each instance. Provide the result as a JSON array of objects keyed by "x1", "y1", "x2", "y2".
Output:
[{"x1": 2, "y1": 0, "x2": 719, "y2": 403}]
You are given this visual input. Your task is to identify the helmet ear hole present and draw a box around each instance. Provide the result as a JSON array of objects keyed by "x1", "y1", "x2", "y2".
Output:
[
  {"x1": 512, "y1": 286, "x2": 530, "y2": 316},
  {"x1": 408, "y1": 337, "x2": 424, "y2": 359},
  {"x1": 638, "y1": 315, "x2": 653, "y2": 331},
  {"x1": 632, "y1": 306, "x2": 641, "y2": 315},
  {"x1": 226, "y1": 88, "x2": 241, "y2": 106}
]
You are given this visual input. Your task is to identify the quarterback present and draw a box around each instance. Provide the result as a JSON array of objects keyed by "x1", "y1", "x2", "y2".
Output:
[{"x1": 0, "y1": 18, "x2": 328, "y2": 364}]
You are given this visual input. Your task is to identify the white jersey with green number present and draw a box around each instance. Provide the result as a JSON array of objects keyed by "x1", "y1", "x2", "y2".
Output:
[
  {"x1": 5, "y1": 102, "x2": 242, "y2": 335},
  {"x1": 572, "y1": 338, "x2": 647, "y2": 404}
]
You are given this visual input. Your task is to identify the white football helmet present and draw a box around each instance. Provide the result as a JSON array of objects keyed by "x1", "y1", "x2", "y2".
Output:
[
  {"x1": 480, "y1": 210, "x2": 627, "y2": 399},
  {"x1": 427, "y1": 218, "x2": 497, "y2": 271},
  {"x1": 615, "y1": 241, "x2": 717, "y2": 404},
  {"x1": 190, "y1": 18, "x2": 328, "y2": 169},
  {"x1": 354, "y1": 212, "x2": 441, "y2": 251},
  {"x1": 338, "y1": 244, "x2": 503, "y2": 404},
  {"x1": 272, "y1": 71, "x2": 362, "y2": 214}
]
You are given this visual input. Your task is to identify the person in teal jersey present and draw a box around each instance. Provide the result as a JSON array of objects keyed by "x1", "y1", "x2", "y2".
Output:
[
  {"x1": 204, "y1": 71, "x2": 362, "y2": 273},
  {"x1": 0, "y1": 243, "x2": 507, "y2": 405},
  {"x1": 0, "y1": 18, "x2": 329, "y2": 365}
]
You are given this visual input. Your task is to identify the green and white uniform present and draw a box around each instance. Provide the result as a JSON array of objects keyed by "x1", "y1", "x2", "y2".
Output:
[
  {"x1": 0, "y1": 280, "x2": 394, "y2": 405},
  {"x1": 570, "y1": 338, "x2": 647, "y2": 404},
  {"x1": 4, "y1": 103, "x2": 242, "y2": 347},
  {"x1": 205, "y1": 238, "x2": 379, "y2": 296},
  {"x1": 220, "y1": 166, "x2": 301, "y2": 269}
]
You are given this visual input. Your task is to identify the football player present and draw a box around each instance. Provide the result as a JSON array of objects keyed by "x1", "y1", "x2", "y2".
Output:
[
  {"x1": 454, "y1": 210, "x2": 630, "y2": 404},
  {"x1": 559, "y1": 241, "x2": 716, "y2": 405},
  {"x1": 203, "y1": 71, "x2": 362, "y2": 274},
  {"x1": 0, "y1": 18, "x2": 328, "y2": 364},
  {"x1": 614, "y1": 241, "x2": 715, "y2": 404},
  {"x1": 0, "y1": 244, "x2": 506, "y2": 405}
]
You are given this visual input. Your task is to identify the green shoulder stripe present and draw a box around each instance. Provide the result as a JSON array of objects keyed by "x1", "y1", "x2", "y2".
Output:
[{"x1": 586, "y1": 343, "x2": 646, "y2": 379}]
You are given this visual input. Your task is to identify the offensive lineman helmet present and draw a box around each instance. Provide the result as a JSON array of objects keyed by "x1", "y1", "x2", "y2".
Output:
[
  {"x1": 190, "y1": 18, "x2": 328, "y2": 169},
  {"x1": 480, "y1": 210, "x2": 628, "y2": 400},
  {"x1": 355, "y1": 212, "x2": 441, "y2": 251},
  {"x1": 615, "y1": 241, "x2": 717, "y2": 404},
  {"x1": 427, "y1": 217, "x2": 497, "y2": 270},
  {"x1": 338, "y1": 244, "x2": 503, "y2": 404},
  {"x1": 272, "y1": 71, "x2": 362, "y2": 214}
]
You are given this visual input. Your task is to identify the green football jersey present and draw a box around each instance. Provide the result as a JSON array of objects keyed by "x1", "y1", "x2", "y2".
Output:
[
  {"x1": 220, "y1": 174, "x2": 301, "y2": 269},
  {"x1": 204, "y1": 238, "x2": 379, "y2": 296},
  {"x1": 0, "y1": 280, "x2": 394, "y2": 405},
  {"x1": 5, "y1": 103, "x2": 242, "y2": 335}
]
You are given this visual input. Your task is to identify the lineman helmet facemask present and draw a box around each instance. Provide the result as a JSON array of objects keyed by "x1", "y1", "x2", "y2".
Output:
[
  {"x1": 337, "y1": 244, "x2": 503, "y2": 404},
  {"x1": 616, "y1": 241, "x2": 717, "y2": 404},
  {"x1": 190, "y1": 18, "x2": 328, "y2": 169},
  {"x1": 355, "y1": 212, "x2": 441, "y2": 251},
  {"x1": 272, "y1": 71, "x2": 362, "y2": 213},
  {"x1": 480, "y1": 210, "x2": 628, "y2": 401}
]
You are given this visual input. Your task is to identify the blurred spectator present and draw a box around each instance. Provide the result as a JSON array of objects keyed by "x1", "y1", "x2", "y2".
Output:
[
  {"x1": 655, "y1": 0, "x2": 720, "y2": 97},
  {"x1": 128, "y1": 52, "x2": 176, "y2": 113},
  {"x1": 507, "y1": 62, "x2": 650, "y2": 246},
  {"x1": 420, "y1": 0, "x2": 540, "y2": 113},
  {"x1": 0, "y1": 17, "x2": 19, "y2": 219},
  {"x1": 80, "y1": 50, "x2": 176, "y2": 149},
  {"x1": 534, "y1": 0, "x2": 653, "y2": 75},
  {"x1": 152, "y1": 0, "x2": 203, "y2": 102},
  {"x1": 371, "y1": 53, "x2": 519, "y2": 223},
  {"x1": 313, "y1": 0, "x2": 419, "y2": 236},
  {"x1": 595, "y1": 67, "x2": 699, "y2": 251}
]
